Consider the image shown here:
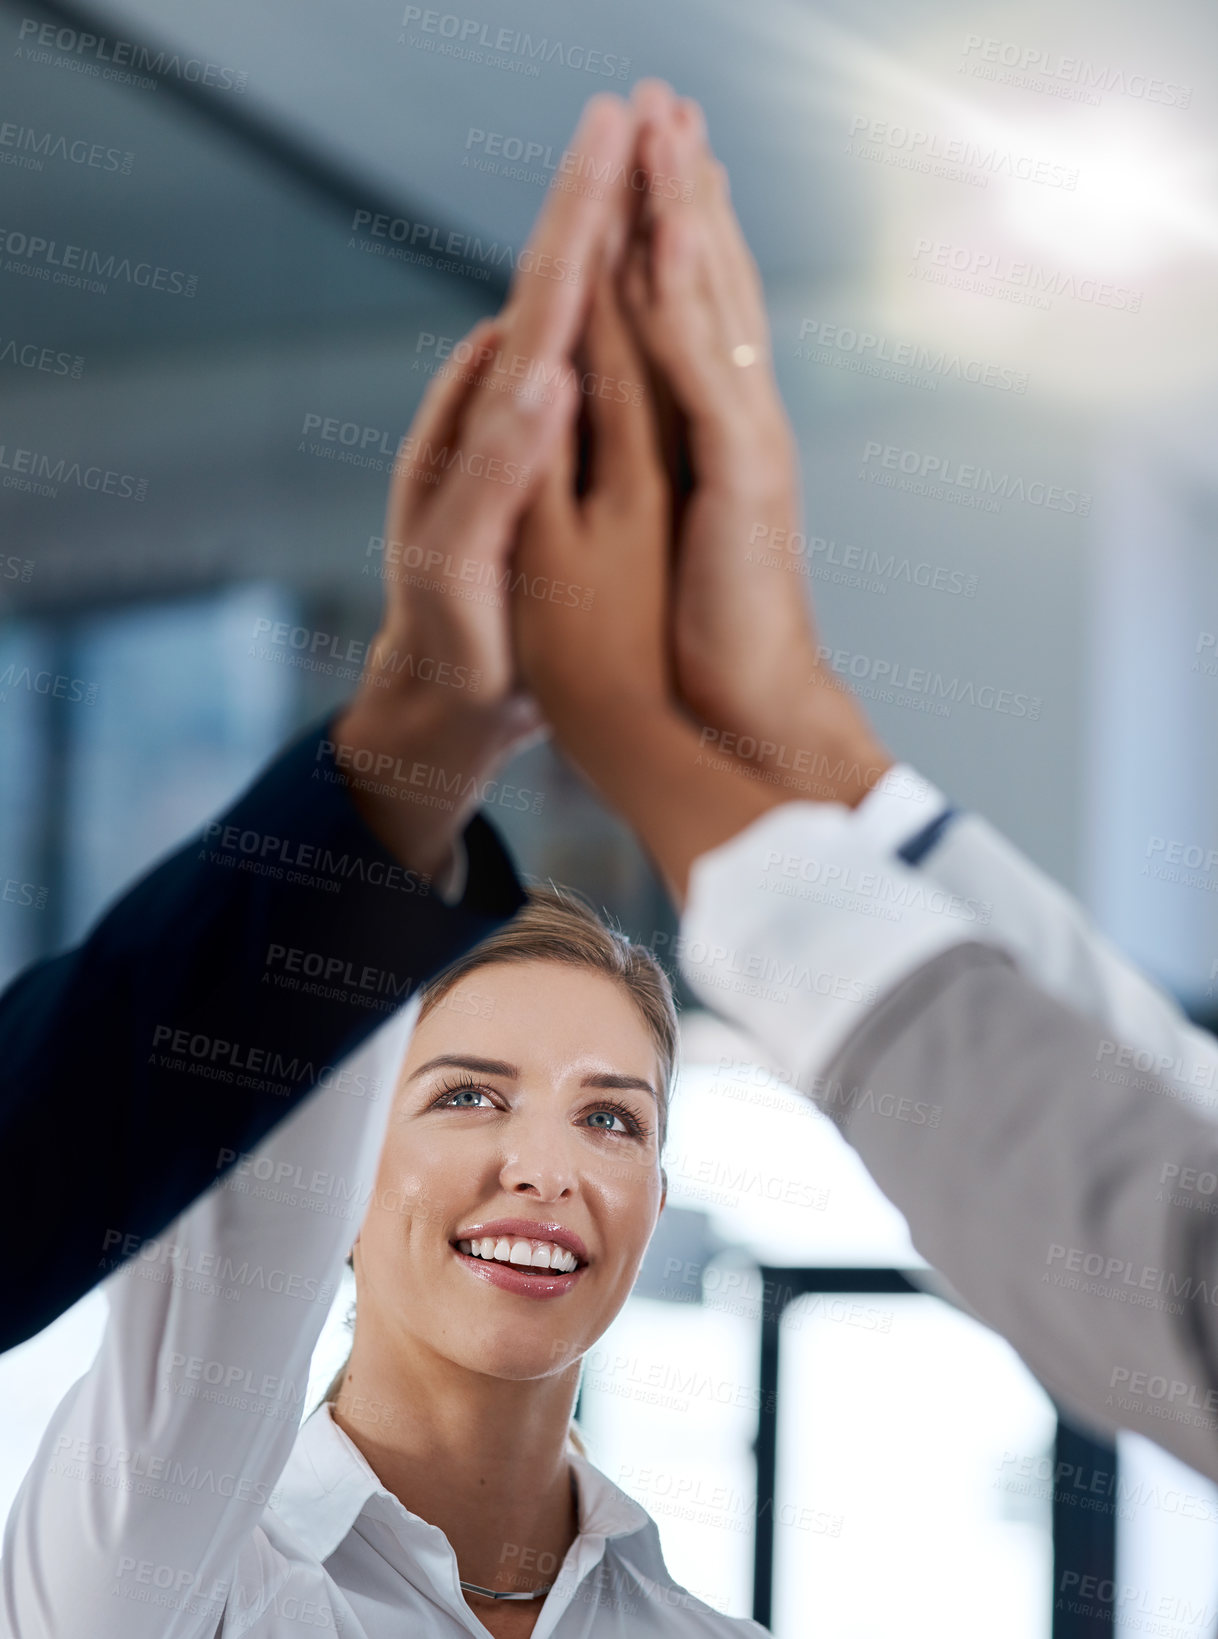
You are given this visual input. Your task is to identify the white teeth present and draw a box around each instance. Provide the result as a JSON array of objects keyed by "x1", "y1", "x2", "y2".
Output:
[{"x1": 457, "y1": 1236, "x2": 580, "y2": 1273}]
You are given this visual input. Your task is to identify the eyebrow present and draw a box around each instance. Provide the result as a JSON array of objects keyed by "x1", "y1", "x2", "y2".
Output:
[{"x1": 408, "y1": 1054, "x2": 658, "y2": 1101}]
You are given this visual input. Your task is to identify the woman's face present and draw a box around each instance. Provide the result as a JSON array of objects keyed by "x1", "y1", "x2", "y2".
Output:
[{"x1": 353, "y1": 959, "x2": 667, "y2": 1382}]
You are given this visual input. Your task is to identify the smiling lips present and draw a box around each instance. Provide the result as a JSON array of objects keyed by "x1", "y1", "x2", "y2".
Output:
[
  {"x1": 457, "y1": 1236, "x2": 581, "y2": 1274},
  {"x1": 450, "y1": 1225, "x2": 588, "y2": 1298}
]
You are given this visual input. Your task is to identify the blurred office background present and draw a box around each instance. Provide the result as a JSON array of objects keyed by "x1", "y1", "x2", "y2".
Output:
[{"x1": 3, "y1": 0, "x2": 1218, "y2": 1633}]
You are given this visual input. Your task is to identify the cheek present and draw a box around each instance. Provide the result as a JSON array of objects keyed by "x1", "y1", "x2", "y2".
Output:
[
  {"x1": 372, "y1": 1133, "x2": 448, "y2": 1239},
  {"x1": 594, "y1": 1162, "x2": 664, "y2": 1270},
  {"x1": 373, "y1": 1124, "x2": 498, "y2": 1237}
]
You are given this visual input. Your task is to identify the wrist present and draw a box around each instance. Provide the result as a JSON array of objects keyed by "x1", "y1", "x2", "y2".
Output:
[
  {"x1": 331, "y1": 684, "x2": 512, "y2": 879},
  {"x1": 547, "y1": 697, "x2": 783, "y2": 908}
]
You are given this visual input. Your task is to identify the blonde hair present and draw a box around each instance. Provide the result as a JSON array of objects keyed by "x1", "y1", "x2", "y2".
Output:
[{"x1": 323, "y1": 884, "x2": 678, "y2": 1463}]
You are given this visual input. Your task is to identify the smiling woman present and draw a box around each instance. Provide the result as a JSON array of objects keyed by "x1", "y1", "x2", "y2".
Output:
[
  {"x1": 321, "y1": 883, "x2": 677, "y2": 1448},
  {"x1": 3, "y1": 883, "x2": 769, "y2": 1639},
  {"x1": 311, "y1": 885, "x2": 690, "y2": 1631}
]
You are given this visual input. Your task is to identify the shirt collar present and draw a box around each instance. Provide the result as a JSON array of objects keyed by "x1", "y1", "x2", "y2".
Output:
[{"x1": 271, "y1": 1403, "x2": 652, "y2": 1567}]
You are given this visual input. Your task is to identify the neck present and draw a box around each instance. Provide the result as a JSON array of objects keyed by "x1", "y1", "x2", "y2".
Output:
[{"x1": 331, "y1": 1336, "x2": 581, "y2": 1597}]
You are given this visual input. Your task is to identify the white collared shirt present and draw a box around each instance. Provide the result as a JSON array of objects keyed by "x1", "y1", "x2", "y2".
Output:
[{"x1": 0, "y1": 994, "x2": 764, "y2": 1639}]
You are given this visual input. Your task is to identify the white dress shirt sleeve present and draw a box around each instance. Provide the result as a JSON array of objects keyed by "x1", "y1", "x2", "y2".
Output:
[
  {"x1": 677, "y1": 803, "x2": 1218, "y2": 1466},
  {"x1": 856, "y1": 766, "x2": 1218, "y2": 1113},
  {"x1": 677, "y1": 799, "x2": 993, "y2": 1084},
  {"x1": 1, "y1": 1002, "x2": 418, "y2": 1639}
]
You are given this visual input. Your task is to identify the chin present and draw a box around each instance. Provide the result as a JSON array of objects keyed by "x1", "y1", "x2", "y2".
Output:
[{"x1": 449, "y1": 1315, "x2": 589, "y2": 1382}]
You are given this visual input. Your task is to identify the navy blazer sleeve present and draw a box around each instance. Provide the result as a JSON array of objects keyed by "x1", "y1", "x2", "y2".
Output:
[{"x1": 0, "y1": 715, "x2": 526, "y2": 1351}]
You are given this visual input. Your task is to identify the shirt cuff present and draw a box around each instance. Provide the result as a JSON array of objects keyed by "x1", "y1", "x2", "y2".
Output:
[
  {"x1": 432, "y1": 837, "x2": 470, "y2": 906},
  {"x1": 852, "y1": 764, "x2": 951, "y2": 857},
  {"x1": 678, "y1": 800, "x2": 993, "y2": 1083}
]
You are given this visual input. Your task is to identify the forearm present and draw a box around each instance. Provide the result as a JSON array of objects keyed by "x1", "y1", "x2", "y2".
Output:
[
  {"x1": 331, "y1": 671, "x2": 526, "y2": 879},
  {"x1": 548, "y1": 699, "x2": 781, "y2": 906}
]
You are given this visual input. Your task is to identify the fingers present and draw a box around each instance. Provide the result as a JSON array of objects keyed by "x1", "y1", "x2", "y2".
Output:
[
  {"x1": 621, "y1": 108, "x2": 722, "y2": 415},
  {"x1": 499, "y1": 94, "x2": 636, "y2": 371},
  {"x1": 622, "y1": 93, "x2": 797, "y2": 480},
  {"x1": 521, "y1": 399, "x2": 578, "y2": 556},
  {"x1": 419, "y1": 94, "x2": 635, "y2": 560},
  {"x1": 423, "y1": 370, "x2": 580, "y2": 563},
  {"x1": 581, "y1": 268, "x2": 662, "y2": 506},
  {"x1": 384, "y1": 317, "x2": 501, "y2": 535}
]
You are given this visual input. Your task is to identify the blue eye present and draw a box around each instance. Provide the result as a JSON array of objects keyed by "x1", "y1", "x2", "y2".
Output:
[
  {"x1": 449, "y1": 1088, "x2": 490, "y2": 1108},
  {"x1": 434, "y1": 1076, "x2": 495, "y2": 1110},
  {"x1": 584, "y1": 1100, "x2": 650, "y2": 1140}
]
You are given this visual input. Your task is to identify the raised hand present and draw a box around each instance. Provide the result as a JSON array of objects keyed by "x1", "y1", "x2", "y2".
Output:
[
  {"x1": 512, "y1": 251, "x2": 782, "y2": 906},
  {"x1": 622, "y1": 80, "x2": 892, "y2": 809},
  {"x1": 332, "y1": 94, "x2": 637, "y2": 877}
]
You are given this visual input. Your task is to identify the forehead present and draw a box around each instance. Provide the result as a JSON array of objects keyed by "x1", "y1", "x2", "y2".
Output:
[{"x1": 406, "y1": 959, "x2": 661, "y2": 1081}]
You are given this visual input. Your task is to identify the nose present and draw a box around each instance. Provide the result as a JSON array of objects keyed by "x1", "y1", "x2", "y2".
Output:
[{"x1": 498, "y1": 1117, "x2": 578, "y2": 1202}]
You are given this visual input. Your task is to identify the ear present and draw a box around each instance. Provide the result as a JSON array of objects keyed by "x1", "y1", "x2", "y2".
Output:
[{"x1": 658, "y1": 1167, "x2": 667, "y2": 1216}]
